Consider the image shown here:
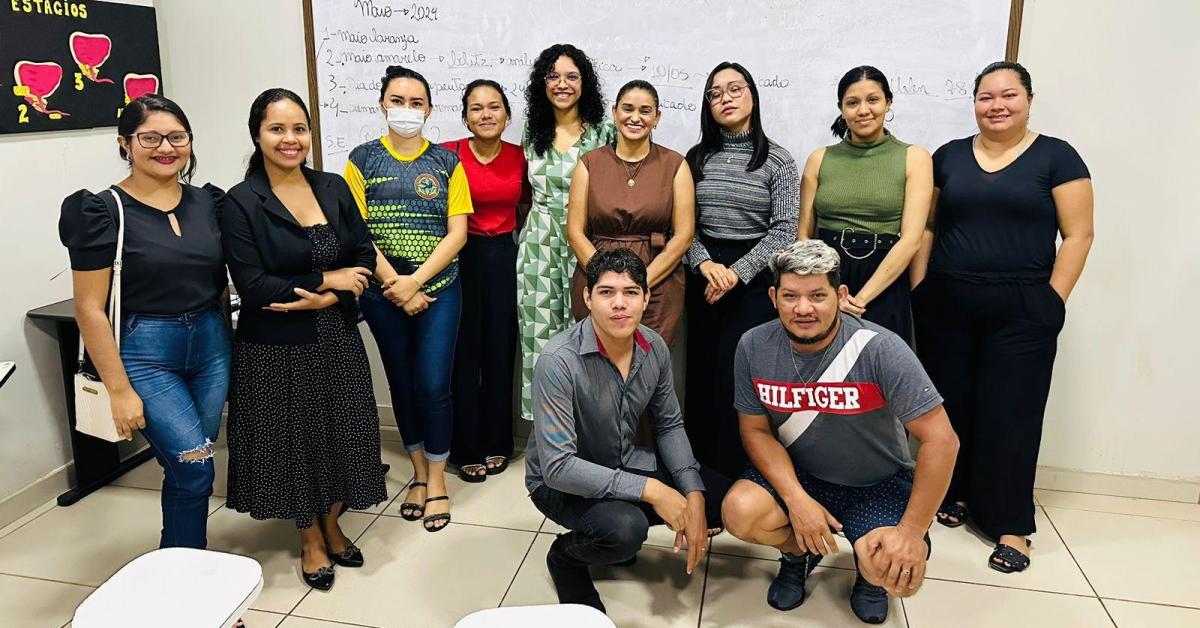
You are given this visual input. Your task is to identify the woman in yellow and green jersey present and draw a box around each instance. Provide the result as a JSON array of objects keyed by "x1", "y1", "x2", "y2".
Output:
[{"x1": 344, "y1": 65, "x2": 472, "y2": 534}]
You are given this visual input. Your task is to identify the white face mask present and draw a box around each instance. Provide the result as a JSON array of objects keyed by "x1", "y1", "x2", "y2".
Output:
[{"x1": 386, "y1": 107, "x2": 426, "y2": 138}]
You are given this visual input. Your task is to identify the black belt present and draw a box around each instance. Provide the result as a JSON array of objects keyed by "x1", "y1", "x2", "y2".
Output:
[{"x1": 818, "y1": 228, "x2": 900, "y2": 259}]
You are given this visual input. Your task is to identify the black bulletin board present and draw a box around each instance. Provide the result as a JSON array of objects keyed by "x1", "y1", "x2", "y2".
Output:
[{"x1": 0, "y1": 0, "x2": 162, "y2": 135}]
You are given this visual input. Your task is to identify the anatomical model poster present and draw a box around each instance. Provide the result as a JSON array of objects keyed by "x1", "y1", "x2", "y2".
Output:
[{"x1": 1, "y1": 0, "x2": 162, "y2": 134}]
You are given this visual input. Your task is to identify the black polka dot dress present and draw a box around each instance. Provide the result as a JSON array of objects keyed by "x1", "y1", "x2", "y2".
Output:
[{"x1": 226, "y1": 224, "x2": 388, "y2": 528}]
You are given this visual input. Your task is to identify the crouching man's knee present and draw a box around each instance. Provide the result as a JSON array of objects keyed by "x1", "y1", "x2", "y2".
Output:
[{"x1": 721, "y1": 480, "x2": 781, "y2": 542}]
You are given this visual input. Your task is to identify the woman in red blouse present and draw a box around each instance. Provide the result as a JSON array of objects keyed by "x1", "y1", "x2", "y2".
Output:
[{"x1": 442, "y1": 79, "x2": 531, "y2": 482}]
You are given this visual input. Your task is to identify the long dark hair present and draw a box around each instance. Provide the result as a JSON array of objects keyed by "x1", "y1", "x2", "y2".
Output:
[
  {"x1": 117, "y1": 94, "x2": 197, "y2": 183},
  {"x1": 685, "y1": 62, "x2": 770, "y2": 182},
  {"x1": 974, "y1": 61, "x2": 1033, "y2": 97},
  {"x1": 245, "y1": 88, "x2": 311, "y2": 179},
  {"x1": 524, "y1": 44, "x2": 605, "y2": 157},
  {"x1": 831, "y1": 65, "x2": 893, "y2": 138}
]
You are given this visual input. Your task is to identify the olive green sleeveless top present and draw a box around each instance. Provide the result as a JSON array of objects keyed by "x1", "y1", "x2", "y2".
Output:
[{"x1": 813, "y1": 133, "x2": 909, "y2": 235}]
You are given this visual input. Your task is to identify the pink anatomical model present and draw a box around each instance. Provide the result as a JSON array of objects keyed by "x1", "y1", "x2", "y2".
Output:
[
  {"x1": 123, "y1": 73, "x2": 159, "y2": 104},
  {"x1": 13, "y1": 60, "x2": 70, "y2": 117},
  {"x1": 70, "y1": 32, "x2": 116, "y2": 84}
]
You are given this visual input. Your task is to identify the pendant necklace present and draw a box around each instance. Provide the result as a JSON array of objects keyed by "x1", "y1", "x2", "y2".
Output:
[
  {"x1": 789, "y1": 337, "x2": 835, "y2": 386},
  {"x1": 619, "y1": 144, "x2": 651, "y2": 187}
]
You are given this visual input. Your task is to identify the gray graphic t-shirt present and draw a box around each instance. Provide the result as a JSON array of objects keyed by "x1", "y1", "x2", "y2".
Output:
[{"x1": 734, "y1": 313, "x2": 943, "y2": 487}]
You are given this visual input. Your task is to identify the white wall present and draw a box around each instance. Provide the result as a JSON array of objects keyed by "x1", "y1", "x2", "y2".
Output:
[
  {"x1": 3, "y1": 0, "x2": 1198, "y2": 509},
  {"x1": 0, "y1": 0, "x2": 154, "y2": 505},
  {"x1": 1021, "y1": 0, "x2": 1200, "y2": 481}
]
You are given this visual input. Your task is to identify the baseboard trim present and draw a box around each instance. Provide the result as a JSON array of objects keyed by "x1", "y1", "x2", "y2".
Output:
[
  {"x1": 1034, "y1": 465, "x2": 1200, "y2": 503},
  {"x1": 0, "y1": 462, "x2": 73, "y2": 531}
]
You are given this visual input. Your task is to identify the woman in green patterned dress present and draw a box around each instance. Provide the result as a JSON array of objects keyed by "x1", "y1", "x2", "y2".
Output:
[{"x1": 518, "y1": 43, "x2": 615, "y2": 420}]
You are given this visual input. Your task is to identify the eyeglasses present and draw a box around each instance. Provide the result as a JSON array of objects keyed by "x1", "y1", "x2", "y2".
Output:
[
  {"x1": 705, "y1": 82, "x2": 749, "y2": 104},
  {"x1": 544, "y1": 71, "x2": 582, "y2": 84},
  {"x1": 131, "y1": 131, "x2": 192, "y2": 149}
]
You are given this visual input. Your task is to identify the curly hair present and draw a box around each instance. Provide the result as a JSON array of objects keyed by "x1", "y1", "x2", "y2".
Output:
[{"x1": 524, "y1": 43, "x2": 606, "y2": 157}]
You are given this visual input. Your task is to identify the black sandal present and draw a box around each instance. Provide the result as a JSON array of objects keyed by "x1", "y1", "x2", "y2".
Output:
[
  {"x1": 707, "y1": 526, "x2": 724, "y2": 538},
  {"x1": 989, "y1": 540, "x2": 1031, "y2": 573},
  {"x1": 458, "y1": 464, "x2": 488, "y2": 483},
  {"x1": 399, "y1": 481, "x2": 427, "y2": 521},
  {"x1": 936, "y1": 501, "x2": 969, "y2": 528},
  {"x1": 423, "y1": 495, "x2": 451, "y2": 533},
  {"x1": 485, "y1": 456, "x2": 509, "y2": 475}
]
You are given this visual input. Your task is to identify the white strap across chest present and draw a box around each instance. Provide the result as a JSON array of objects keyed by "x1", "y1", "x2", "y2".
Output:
[{"x1": 775, "y1": 328, "x2": 878, "y2": 448}]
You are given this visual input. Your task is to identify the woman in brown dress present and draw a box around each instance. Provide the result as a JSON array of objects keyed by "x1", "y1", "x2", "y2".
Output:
[{"x1": 567, "y1": 80, "x2": 695, "y2": 344}]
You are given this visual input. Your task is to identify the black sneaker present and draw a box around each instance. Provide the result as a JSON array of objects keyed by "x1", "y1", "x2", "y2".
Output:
[
  {"x1": 850, "y1": 572, "x2": 889, "y2": 624},
  {"x1": 767, "y1": 552, "x2": 822, "y2": 611},
  {"x1": 546, "y1": 534, "x2": 606, "y2": 613}
]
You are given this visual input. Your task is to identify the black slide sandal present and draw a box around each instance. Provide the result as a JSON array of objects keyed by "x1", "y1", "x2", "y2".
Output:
[
  {"x1": 989, "y1": 540, "x2": 1031, "y2": 573},
  {"x1": 936, "y1": 501, "x2": 969, "y2": 528},
  {"x1": 485, "y1": 456, "x2": 509, "y2": 475},
  {"x1": 399, "y1": 481, "x2": 427, "y2": 521},
  {"x1": 458, "y1": 464, "x2": 488, "y2": 483}
]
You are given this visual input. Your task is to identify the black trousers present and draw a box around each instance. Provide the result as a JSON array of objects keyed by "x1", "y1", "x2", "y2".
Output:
[
  {"x1": 684, "y1": 237, "x2": 777, "y2": 480},
  {"x1": 820, "y1": 230, "x2": 913, "y2": 345},
  {"x1": 912, "y1": 274, "x2": 1064, "y2": 539},
  {"x1": 449, "y1": 233, "x2": 517, "y2": 467},
  {"x1": 530, "y1": 462, "x2": 732, "y2": 568}
]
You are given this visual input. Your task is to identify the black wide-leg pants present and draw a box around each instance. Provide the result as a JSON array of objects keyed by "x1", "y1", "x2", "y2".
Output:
[
  {"x1": 684, "y1": 237, "x2": 777, "y2": 481},
  {"x1": 912, "y1": 274, "x2": 1065, "y2": 539},
  {"x1": 449, "y1": 233, "x2": 518, "y2": 467}
]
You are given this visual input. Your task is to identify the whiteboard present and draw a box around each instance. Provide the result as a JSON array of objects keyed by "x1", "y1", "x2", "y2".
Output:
[{"x1": 306, "y1": 0, "x2": 1011, "y2": 175}]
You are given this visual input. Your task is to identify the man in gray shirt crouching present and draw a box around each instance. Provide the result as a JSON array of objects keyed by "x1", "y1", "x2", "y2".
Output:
[
  {"x1": 721, "y1": 240, "x2": 959, "y2": 624},
  {"x1": 526, "y1": 248, "x2": 731, "y2": 613}
]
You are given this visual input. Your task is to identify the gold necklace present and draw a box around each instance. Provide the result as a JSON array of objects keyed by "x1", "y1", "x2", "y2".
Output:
[{"x1": 618, "y1": 144, "x2": 651, "y2": 187}]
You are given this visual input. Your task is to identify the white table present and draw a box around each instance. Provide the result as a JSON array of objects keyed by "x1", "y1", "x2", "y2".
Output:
[
  {"x1": 73, "y1": 548, "x2": 263, "y2": 628},
  {"x1": 455, "y1": 604, "x2": 616, "y2": 628}
]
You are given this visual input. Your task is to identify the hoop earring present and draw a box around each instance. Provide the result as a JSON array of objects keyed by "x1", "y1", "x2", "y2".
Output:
[{"x1": 885, "y1": 110, "x2": 895, "y2": 122}]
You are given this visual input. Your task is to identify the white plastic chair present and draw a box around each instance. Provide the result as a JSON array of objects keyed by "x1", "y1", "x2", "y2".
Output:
[
  {"x1": 455, "y1": 604, "x2": 616, "y2": 628},
  {"x1": 73, "y1": 547, "x2": 263, "y2": 628}
]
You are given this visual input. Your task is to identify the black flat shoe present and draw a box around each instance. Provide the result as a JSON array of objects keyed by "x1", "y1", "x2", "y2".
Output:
[
  {"x1": 301, "y1": 549, "x2": 335, "y2": 591},
  {"x1": 327, "y1": 542, "x2": 364, "y2": 568}
]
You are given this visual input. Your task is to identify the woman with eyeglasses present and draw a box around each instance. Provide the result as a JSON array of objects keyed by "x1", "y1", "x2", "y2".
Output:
[
  {"x1": 796, "y1": 66, "x2": 933, "y2": 344},
  {"x1": 59, "y1": 95, "x2": 230, "y2": 550},
  {"x1": 683, "y1": 62, "x2": 800, "y2": 481},
  {"x1": 566, "y1": 79, "x2": 694, "y2": 346},
  {"x1": 517, "y1": 43, "x2": 615, "y2": 422}
]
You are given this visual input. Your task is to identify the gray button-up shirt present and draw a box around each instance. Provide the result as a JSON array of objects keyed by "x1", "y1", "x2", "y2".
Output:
[{"x1": 525, "y1": 318, "x2": 706, "y2": 501}]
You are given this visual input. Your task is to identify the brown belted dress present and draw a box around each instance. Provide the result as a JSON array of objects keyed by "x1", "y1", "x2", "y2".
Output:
[{"x1": 570, "y1": 143, "x2": 686, "y2": 345}]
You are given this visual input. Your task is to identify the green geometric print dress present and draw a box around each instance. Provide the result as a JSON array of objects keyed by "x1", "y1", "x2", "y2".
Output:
[{"x1": 518, "y1": 120, "x2": 615, "y2": 420}]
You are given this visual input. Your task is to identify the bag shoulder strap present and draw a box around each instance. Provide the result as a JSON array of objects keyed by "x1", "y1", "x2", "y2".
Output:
[{"x1": 77, "y1": 188, "x2": 126, "y2": 368}]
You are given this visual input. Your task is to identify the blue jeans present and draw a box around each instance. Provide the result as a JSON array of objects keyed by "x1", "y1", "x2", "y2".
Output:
[
  {"x1": 361, "y1": 281, "x2": 461, "y2": 462},
  {"x1": 120, "y1": 306, "x2": 231, "y2": 549}
]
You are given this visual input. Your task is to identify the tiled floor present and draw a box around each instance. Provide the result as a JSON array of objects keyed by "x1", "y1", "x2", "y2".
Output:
[{"x1": 2, "y1": 438, "x2": 1197, "y2": 627}]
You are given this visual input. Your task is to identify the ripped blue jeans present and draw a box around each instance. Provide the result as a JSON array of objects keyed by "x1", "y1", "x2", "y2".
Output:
[{"x1": 121, "y1": 306, "x2": 231, "y2": 549}]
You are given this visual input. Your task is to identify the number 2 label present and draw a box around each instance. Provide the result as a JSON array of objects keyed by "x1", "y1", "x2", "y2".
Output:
[{"x1": 17, "y1": 104, "x2": 29, "y2": 124}]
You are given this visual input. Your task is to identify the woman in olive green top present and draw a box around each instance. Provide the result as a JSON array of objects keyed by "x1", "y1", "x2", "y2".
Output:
[{"x1": 796, "y1": 66, "x2": 933, "y2": 343}]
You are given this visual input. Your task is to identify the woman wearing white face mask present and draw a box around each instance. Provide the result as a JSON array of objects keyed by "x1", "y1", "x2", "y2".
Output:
[{"x1": 344, "y1": 65, "x2": 473, "y2": 533}]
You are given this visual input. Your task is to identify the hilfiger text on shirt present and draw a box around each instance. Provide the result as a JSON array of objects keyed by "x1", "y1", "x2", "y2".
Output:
[{"x1": 752, "y1": 379, "x2": 886, "y2": 415}]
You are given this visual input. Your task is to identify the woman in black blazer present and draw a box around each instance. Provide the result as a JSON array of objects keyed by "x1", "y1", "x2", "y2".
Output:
[{"x1": 222, "y1": 89, "x2": 387, "y2": 591}]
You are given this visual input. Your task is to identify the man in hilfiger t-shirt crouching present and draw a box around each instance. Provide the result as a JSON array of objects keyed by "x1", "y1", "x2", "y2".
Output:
[{"x1": 721, "y1": 240, "x2": 959, "y2": 625}]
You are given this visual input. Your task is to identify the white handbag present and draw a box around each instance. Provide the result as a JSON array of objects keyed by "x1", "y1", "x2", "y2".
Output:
[{"x1": 74, "y1": 188, "x2": 125, "y2": 443}]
